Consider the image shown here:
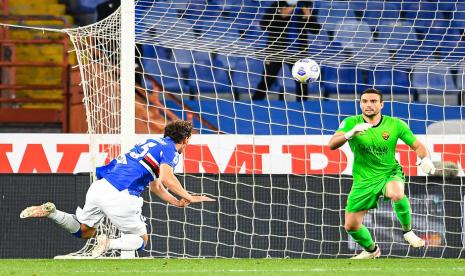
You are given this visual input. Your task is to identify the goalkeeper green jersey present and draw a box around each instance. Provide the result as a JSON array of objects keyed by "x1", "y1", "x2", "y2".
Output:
[{"x1": 337, "y1": 115, "x2": 416, "y2": 187}]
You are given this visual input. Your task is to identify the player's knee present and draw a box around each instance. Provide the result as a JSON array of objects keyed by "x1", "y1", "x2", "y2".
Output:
[
  {"x1": 138, "y1": 234, "x2": 148, "y2": 251},
  {"x1": 79, "y1": 224, "x2": 96, "y2": 239},
  {"x1": 390, "y1": 192, "x2": 405, "y2": 202},
  {"x1": 344, "y1": 222, "x2": 359, "y2": 232}
]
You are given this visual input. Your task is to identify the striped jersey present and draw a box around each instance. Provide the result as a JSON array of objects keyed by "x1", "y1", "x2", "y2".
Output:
[{"x1": 96, "y1": 137, "x2": 179, "y2": 196}]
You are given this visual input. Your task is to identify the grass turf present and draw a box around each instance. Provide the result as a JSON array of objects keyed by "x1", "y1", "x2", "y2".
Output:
[{"x1": 1, "y1": 259, "x2": 465, "y2": 275}]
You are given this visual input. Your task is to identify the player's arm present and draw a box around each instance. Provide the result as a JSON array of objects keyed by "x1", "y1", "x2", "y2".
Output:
[
  {"x1": 409, "y1": 139, "x2": 436, "y2": 175},
  {"x1": 328, "y1": 122, "x2": 373, "y2": 150},
  {"x1": 158, "y1": 163, "x2": 215, "y2": 203},
  {"x1": 328, "y1": 131, "x2": 348, "y2": 150},
  {"x1": 149, "y1": 180, "x2": 189, "y2": 207},
  {"x1": 400, "y1": 119, "x2": 435, "y2": 175}
]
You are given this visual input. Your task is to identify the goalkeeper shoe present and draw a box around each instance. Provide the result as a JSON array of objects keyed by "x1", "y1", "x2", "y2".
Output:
[
  {"x1": 404, "y1": 231, "x2": 425, "y2": 247},
  {"x1": 20, "y1": 202, "x2": 56, "y2": 219},
  {"x1": 351, "y1": 247, "x2": 381, "y2": 259},
  {"x1": 92, "y1": 235, "x2": 110, "y2": 258}
]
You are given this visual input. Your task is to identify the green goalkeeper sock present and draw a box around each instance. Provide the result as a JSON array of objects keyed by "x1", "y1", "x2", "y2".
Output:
[
  {"x1": 393, "y1": 196, "x2": 412, "y2": 232},
  {"x1": 347, "y1": 225, "x2": 376, "y2": 251}
]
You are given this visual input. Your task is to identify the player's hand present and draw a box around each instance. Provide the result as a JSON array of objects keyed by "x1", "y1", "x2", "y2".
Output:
[
  {"x1": 190, "y1": 195, "x2": 216, "y2": 203},
  {"x1": 417, "y1": 157, "x2": 436, "y2": 175},
  {"x1": 344, "y1": 123, "x2": 372, "y2": 140},
  {"x1": 177, "y1": 198, "x2": 191, "y2": 208}
]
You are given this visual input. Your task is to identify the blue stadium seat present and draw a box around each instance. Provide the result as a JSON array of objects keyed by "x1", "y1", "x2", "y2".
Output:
[
  {"x1": 231, "y1": 57, "x2": 264, "y2": 96},
  {"x1": 321, "y1": 65, "x2": 367, "y2": 95},
  {"x1": 438, "y1": 28, "x2": 463, "y2": 58},
  {"x1": 199, "y1": 19, "x2": 241, "y2": 46},
  {"x1": 362, "y1": 2, "x2": 400, "y2": 29},
  {"x1": 315, "y1": 1, "x2": 357, "y2": 31},
  {"x1": 412, "y1": 61, "x2": 459, "y2": 104},
  {"x1": 451, "y1": 3, "x2": 465, "y2": 29},
  {"x1": 76, "y1": 0, "x2": 108, "y2": 13},
  {"x1": 367, "y1": 67, "x2": 410, "y2": 95},
  {"x1": 142, "y1": 45, "x2": 189, "y2": 93},
  {"x1": 223, "y1": 0, "x2": 259, "y2": 32},
  {"x1": 333, "y1": 20, "x2": 373, "y2": 52},
  {"x1": 240, "y1": 25, "x2": 268, "y2": 49},
  {"x1": 376, "y1": 21, "x2": 418, "y2": 51},
  {"x1": 188, "y1": 60, "x2": 232, "y2": 94},
  {"x1": 307, "y1": 29, "x2": 330, "y2": 57}
]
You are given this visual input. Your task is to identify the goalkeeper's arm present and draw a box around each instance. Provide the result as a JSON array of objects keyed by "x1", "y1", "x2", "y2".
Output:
[{"x1": 409, "y1": 139, "x2": 436, "y2": 175}]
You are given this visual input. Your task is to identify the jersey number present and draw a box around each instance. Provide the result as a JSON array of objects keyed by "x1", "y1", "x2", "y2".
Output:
[{"x1": 129, "y1": 142, "x2": 157, "y2": 159}]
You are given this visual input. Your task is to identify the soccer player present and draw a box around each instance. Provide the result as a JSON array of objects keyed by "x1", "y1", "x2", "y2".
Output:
[
  {"x1": 328, "y1": 88, "x2": 436, "y2": 259},
  {"x1": 20, "y1": 120, "x2": 214, "y2": 257}
]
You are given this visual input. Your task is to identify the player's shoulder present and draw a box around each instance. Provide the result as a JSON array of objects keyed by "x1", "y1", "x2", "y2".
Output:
[
  {"x1": 338, "y1": 115, "x2": 361, "y2": 130},
  {"x1": 384, "y1": 115, "x2": 409, "y2": 126}
]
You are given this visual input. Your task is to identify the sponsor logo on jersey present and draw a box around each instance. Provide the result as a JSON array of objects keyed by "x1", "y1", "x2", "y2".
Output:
[
  {"x1": 358, "y1": 144, "x2": 388, "y2": 156},
  {"x1": 382, "y1": 131, "x2": 390, "y2": 140}
]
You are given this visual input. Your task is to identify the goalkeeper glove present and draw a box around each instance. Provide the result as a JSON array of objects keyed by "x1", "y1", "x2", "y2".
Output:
[
  {"x1": 417, "y1": 157, "x2": 436, "y2": 175},
  {"x1": 286, "y1": 0, "x2": 298, "y2": 6},
  {"x1": 343, "y1": 123, "x2": 372, "y2": 140}
]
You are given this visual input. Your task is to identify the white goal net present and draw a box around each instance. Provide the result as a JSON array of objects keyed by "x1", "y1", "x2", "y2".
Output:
[{"x1": 6, "y1": 0, "x2": 465, "y2": 258}]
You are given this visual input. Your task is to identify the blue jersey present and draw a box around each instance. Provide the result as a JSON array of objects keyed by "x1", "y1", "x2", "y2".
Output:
[{"x1": 95, "y1": 137, "x2": 179, "y2": 197}]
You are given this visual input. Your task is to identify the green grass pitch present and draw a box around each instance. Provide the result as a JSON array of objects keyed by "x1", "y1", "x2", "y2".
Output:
[{"x1": 1, "y1": 259, "x2": 465, "y2": 275}]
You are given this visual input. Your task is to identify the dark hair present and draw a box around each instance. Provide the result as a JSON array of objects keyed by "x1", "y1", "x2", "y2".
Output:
[
  {"x1": 163, "y1": 120, "x2": 193, "y2": 143},
  {"x1": 360, "y1": 88, "x2": 383, "y2": 102}
]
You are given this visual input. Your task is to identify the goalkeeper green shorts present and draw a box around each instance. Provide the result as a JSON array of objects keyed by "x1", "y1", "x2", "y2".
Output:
[{"x1": 345, "y1": 168, "x2": 405, "y2": 213}]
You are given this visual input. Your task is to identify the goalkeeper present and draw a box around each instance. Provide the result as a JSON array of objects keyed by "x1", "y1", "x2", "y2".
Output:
[
  {"x1": 328, "y1": 88, "x2": 435, "y2": 259},
  {"x1": 20, "y1": 120, "x2": 214, "y2": 257}
]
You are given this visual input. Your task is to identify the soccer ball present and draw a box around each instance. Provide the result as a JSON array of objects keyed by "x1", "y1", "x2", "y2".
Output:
[{"x1": 291, "y1": 58, "x2": 320, "y2": 83}]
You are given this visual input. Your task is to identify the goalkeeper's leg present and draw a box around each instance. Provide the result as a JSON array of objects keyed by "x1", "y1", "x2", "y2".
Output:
[
  {"x1": 345, "y1": 210, "x2": 381, "y2": 259},
  {"x1": 386, "y1": 180, "x2": 425, "y2": 248}
]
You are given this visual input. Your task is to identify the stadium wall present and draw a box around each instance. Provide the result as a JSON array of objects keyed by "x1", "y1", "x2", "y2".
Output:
[{"x1": 1, "y1": 174, "x2": 463, "y2": 258}]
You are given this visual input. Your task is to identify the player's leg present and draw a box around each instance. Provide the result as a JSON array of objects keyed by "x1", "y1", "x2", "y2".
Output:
[
  {"x1": 20, "y1": 202, "x2": 97, "y2": 239},
  {"x1": 91, "y1": 180, "x2": 147, "y2": 257},
  {"x1": 345, "y1": 210, "x2": 380, "y2": 259},
  {"x1": 385, "y1": 180, "x2": 425, "y2": 247},
  {"x1": 345, "y1": 188, "x2": 381, "y2": 259},
  {"x1": 253, "y1": 60, "x2": 281, "y2": 100}
]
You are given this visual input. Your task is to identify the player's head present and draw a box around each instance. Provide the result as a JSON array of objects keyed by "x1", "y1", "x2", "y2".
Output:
[
  {"x1": 360, "y1": 88, "x2": 384, "y2": 118},
  {"x1": 164, "y1": 120, "x2": 193, "y2": 153}
]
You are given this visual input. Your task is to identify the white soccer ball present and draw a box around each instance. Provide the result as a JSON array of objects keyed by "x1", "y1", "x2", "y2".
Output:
[{"x1": 291, "y1": 58, "x2": 320, "y2": 83}]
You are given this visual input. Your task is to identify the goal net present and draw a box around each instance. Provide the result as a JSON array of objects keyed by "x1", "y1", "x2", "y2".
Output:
[{"x1": 41, "y1": 0, "x2": 465, "y2": 258}]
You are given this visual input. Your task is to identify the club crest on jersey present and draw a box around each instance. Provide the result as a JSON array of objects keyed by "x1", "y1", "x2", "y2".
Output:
[{"x1": 382, "y1": 131, "x2": 390, "y2": 140}]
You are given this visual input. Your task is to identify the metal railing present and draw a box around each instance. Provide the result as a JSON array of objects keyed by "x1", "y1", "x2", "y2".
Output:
[{"x1": 0, "y1": 11, "x2": 71, "y2": 131}]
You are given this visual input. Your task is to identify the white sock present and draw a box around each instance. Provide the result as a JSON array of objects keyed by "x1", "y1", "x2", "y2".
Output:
[
  {"x1": 108, "y1": 234, "x2": 144, "y2": 251},
  {"x1": 47, "y1": 209, "x2": 80, "y2": 234}
]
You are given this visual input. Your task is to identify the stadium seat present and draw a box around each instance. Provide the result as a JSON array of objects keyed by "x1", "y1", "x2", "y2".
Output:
[
  {"x1": 438, "y1": 28, "x2": 463, "y2": 58},
  {"x1": 231, "y1": 57, "x2": 264, "y2": 96},
  {"x1": 412, "y1": 61, "x2": 460, "y2": 105},
  {"x1": 198, "y1": 19, "x2": 241, "y2": 47},
  {"x1": 367, "y1": 67, "x2": 411, "y2": 100},
  {"x1": 376, "y1": 21, "x2": 418, "y2": 51},
  {"x1": 187, "y1": 60, "x2": 232, "y2": 94},
  {"x1": 315, "y1": 1, "x2": 357, "y2": 31},
  {"x1": 361, "y1": 2, "x2": 400, "y2": 30},
  {"x1": 307, "y1": 29, "x2": 330, "y2": 57},
  {"x1": 223, "y1": 0, "x2": 259, "y2": 32},
  {"x1": 451, "y1": 3, "x2": 465, "y2": 29},
  {"x1": 142, "y1": 45, "x2": 189, "y2": 93},
  {"x1": 321, "y1": 65, "x2": 367, "y2": 97},
  {"x1": 333, "y1": 20, "x2": 373, "y2": 53}
]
